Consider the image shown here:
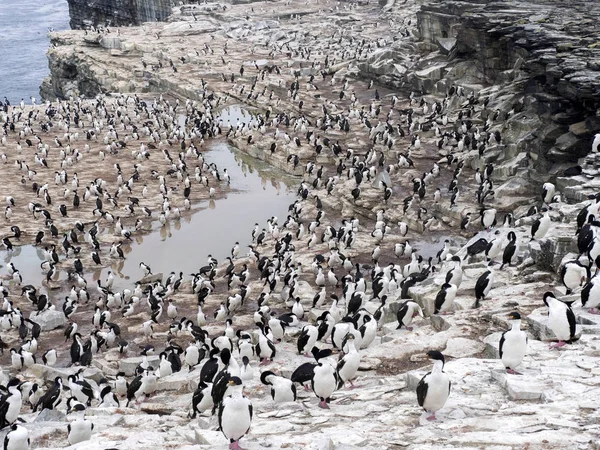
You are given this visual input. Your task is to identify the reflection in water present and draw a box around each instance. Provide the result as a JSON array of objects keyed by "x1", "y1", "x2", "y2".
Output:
[{"x1": 111, "y1": 142, "x2": 297, "y2": 288}]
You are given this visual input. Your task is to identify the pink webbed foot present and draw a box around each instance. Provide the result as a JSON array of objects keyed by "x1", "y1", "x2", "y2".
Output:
[
  {"x1": 229, "y1": 440, "x2": 245, "y2": 450},
  {"x1": 426, "y1": 413, "x2": 437, "y2": 421},
  {"x1": 506, "y1": 368, "x2": 522, "y2": 375},
  {"x1": 405, "y1": 326, "x2": 414, "y2": 331},
  {"x1": 318, "y1": 399, "x2": 330, "y2": 409},
  {"x1": 259, "y1": 358, "x2": 269, "y2": 366},
  {"x1": 550, "y1": 341, "x2": 566, "y2": 349},
  {"x1": 303, "y1": 384, "x2": 311, "y2": 391},
  {"x1": 588, "y1": 308, "x2": 600, "y2": 315}
]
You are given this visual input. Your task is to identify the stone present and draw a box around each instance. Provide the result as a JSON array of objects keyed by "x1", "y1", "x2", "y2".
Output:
[
  {"x1": 437, "y1": 37, "x2": 457, "y2": 55},
  {"x1": 28, "y1": 364, "x2": 103, "y2": 383},
  {"x1": 28, "y1": 309, "x2": 67, "y2": 331},
  {"x1": 443, "y1": 337, "x2": 484, "y2": 358},
  {"x1": 34, "y1": 408, "x2": 66, "y2": 422},
  {"x1": 120, "y1": 356, "x2": 160, "y2": 376},
  {"x1": 491, "y1": 369, "x2": 548, "y2": 400},
  {"x1": 156, "y1": 368, "x2": 200, "y2": 392},
  {"x1": 139, "y1": 273, "x2": 163, "y2": 284}
]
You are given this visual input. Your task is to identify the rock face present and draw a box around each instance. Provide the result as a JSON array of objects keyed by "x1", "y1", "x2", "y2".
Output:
[
  {"x1": 66, "y1": 0, "x2": 177, "y2": 29},
  {"x1": 413, "y1": 0, "x2": 600, "y2": 168}
]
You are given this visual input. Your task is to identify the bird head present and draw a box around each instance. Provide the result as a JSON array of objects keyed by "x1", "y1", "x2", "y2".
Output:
[
  {"x1": 507, "y1": 311, "x2": 521, "y2": 321},
  {"x1": 228, "y1": 376, "x2": 243, "y2": 386},
  {"x1": 426, "y1": 351, "x2": 445, "y2": 366}
]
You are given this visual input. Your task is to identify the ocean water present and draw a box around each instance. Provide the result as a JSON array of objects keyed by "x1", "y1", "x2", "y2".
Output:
[{"x1": 0, "y1": 0, "x2": 70, "y2": 103}]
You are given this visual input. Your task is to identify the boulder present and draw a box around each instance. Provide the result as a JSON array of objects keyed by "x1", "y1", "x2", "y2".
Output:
[
  {"x1": 443, "y1": 337, "x2": 484, "y2": 358},
  {"x1": 120, "y1": 356, "x2": 160, "y2": 376},
  {"x1": 28, "y1": 310, "x2": 66, "y2": 331}
]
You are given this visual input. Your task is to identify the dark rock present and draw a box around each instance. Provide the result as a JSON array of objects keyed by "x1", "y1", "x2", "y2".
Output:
[
  {"x1": 67, "y1": 0, "x2": 178, "y2": 29},
  {"x1": 547, "y1": 132, "x2": 589, "y2": 162}
]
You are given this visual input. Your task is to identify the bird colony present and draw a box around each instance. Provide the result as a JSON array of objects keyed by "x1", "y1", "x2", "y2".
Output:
[{"x1": 0, "y1": 0, "x2": 599, "y2": 449}]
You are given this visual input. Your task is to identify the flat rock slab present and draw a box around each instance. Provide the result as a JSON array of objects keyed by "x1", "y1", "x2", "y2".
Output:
[
  {"x1": 156, "y1": 367, "x2": 200, "y2": 392},
  {"x1": 444, "y1": 337, "x2": 485, "y2": 358},
  {"x1": 120, "y1": 355, "x2": 160, "y2": 376},
  {"x1": 491, "y1": 369, "x2": 550, "y2": 400},
  {"x1": 528, "y1": 307, "x2": 582, "y2": 341},
  {"x1": 28, "y1": 364, "x2": 103, "y2": 383},
  {"x1": 138, "y1": 273, "x2": 163, "y2": 284}
]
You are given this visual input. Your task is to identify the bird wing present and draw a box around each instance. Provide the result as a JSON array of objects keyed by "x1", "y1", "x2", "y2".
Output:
[
  {"x1": 126, "y1": 376, "x2": 142, "y2": 403},
  {"x1": 444, "y1": 270, "x2": 452, "y2": 284},
  {"x1": 217, "y1": 398, "x2": 225, "y2": 432},
  {"x1": 336, "y1": 357, "x2": 347, "y2": 374},
  {"x1": 396, "y1": 302, "x2": 408, "y2": 329},
  {"x1": 499, "y1": 331, "x2": 507, "y2": 359},
  {"x1": 434, "y1": 289, "x2": 445, "y2": 314},
  {"x1": 291, "y1": 363, "x2": 315, "y2": 384},
  {"x1": 0, "y1": 395, "x2": 8, "y2": 427},
  {"x1": 297, "y1": 329, "x2": 309, "y2": 353},
  {"x1": 416, "y1": 373, "x2": 430, "y2": 407},
  {"x1": 566, "y1": 306, "x2": 577, "y2": 340},
  {"x1": 475, "y1": 272, "x2": 489, "y2": 298}
]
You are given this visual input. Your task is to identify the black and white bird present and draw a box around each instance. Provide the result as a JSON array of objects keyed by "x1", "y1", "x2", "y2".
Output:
[
  {"x1": 543, "y1": 292, "x2": 577, "y2": 349},
  {"x1": 445, "y1": 256, "x2": 463, "y2": 287},
  {"x1": 33, "y1": 377, "x2": 63, "y2": 412},
  {"x1": 260, "y1": 371, "x2": 296, "y2": 403},
  {"x1": 3, "y1": 424, "x2": 30, "y2": 450},
  {"x1": 560, "y1": 259, "x2": 589, "y2": 295},
  {"x1": 500, "y1": 231, "x2": 517, "y2": 269},
  {"x1": 336, "y1": 334, "x2": 361, "y2": 389},
  {"x1": 255, "y1": 324, "x2": 276, "y2": 365},
  {"x1": 297, "y1": 325, "x2": 319, "y2": 356},
  {"x1": 581, "y1": 273, "x2": 600, "y2": 314},
  {"x1": 311, "y1": 361, "x2": 338, "y2": 409},
  {"x1": 139, "y1": 262, "x2": 152, "y2": 277},
  {"x1": 474, "y1": 267, "x2": 494, "y2": 307},
  {"x1": 416, "y1": 351, "x2": 451, "y2": 421},
  {"x1": 67, "y1": 403, "x2": 94, "y2": 445},
  {"x1": 499, "y1": 312, "x2": 527, "y2": 374},
  {"x1": 434, "y1": 283, "x2": 457, "y2": 315},
  {"x1": 541, "y1": 182, "x2": 556, "y2": 205},
  {"x1": 190, "y1": 381, "x2": 213, "y2": 418},
  {"x1": 530, "y1": 208, "x2": 550, "y2": 240},
  {"x1": 217, "y1": 377, "x2": 253, "y2": 450},
  {"x1": 480, "y1": 208, "x2": 497, "y2": 230},
  {"x1": 0, "y1": 378, "x2": 23, "y2": 429},
  {"x1": 396, "y1": 301, "x2": 423, "y2": 331},
  {"x1": 67, "y1": 374, "x2": 95, "y2": 406}
]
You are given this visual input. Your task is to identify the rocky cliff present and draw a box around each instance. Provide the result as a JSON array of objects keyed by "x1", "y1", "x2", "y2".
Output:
[
  {"x1": 67, "y1": 0, "x2": 177, "y2": 29},
  {"x1": 25, "y1": 2, "x2": 600, "y2": 449},
  {"x1": 354, "y1": 0, "x2": 600, "y2": 184},
  {"x1": 43, "y1": 0, "x2": 600, "y2": 184},
  {"x1": 415, "y1": 0, "x2": 600, "y2": 169}
]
